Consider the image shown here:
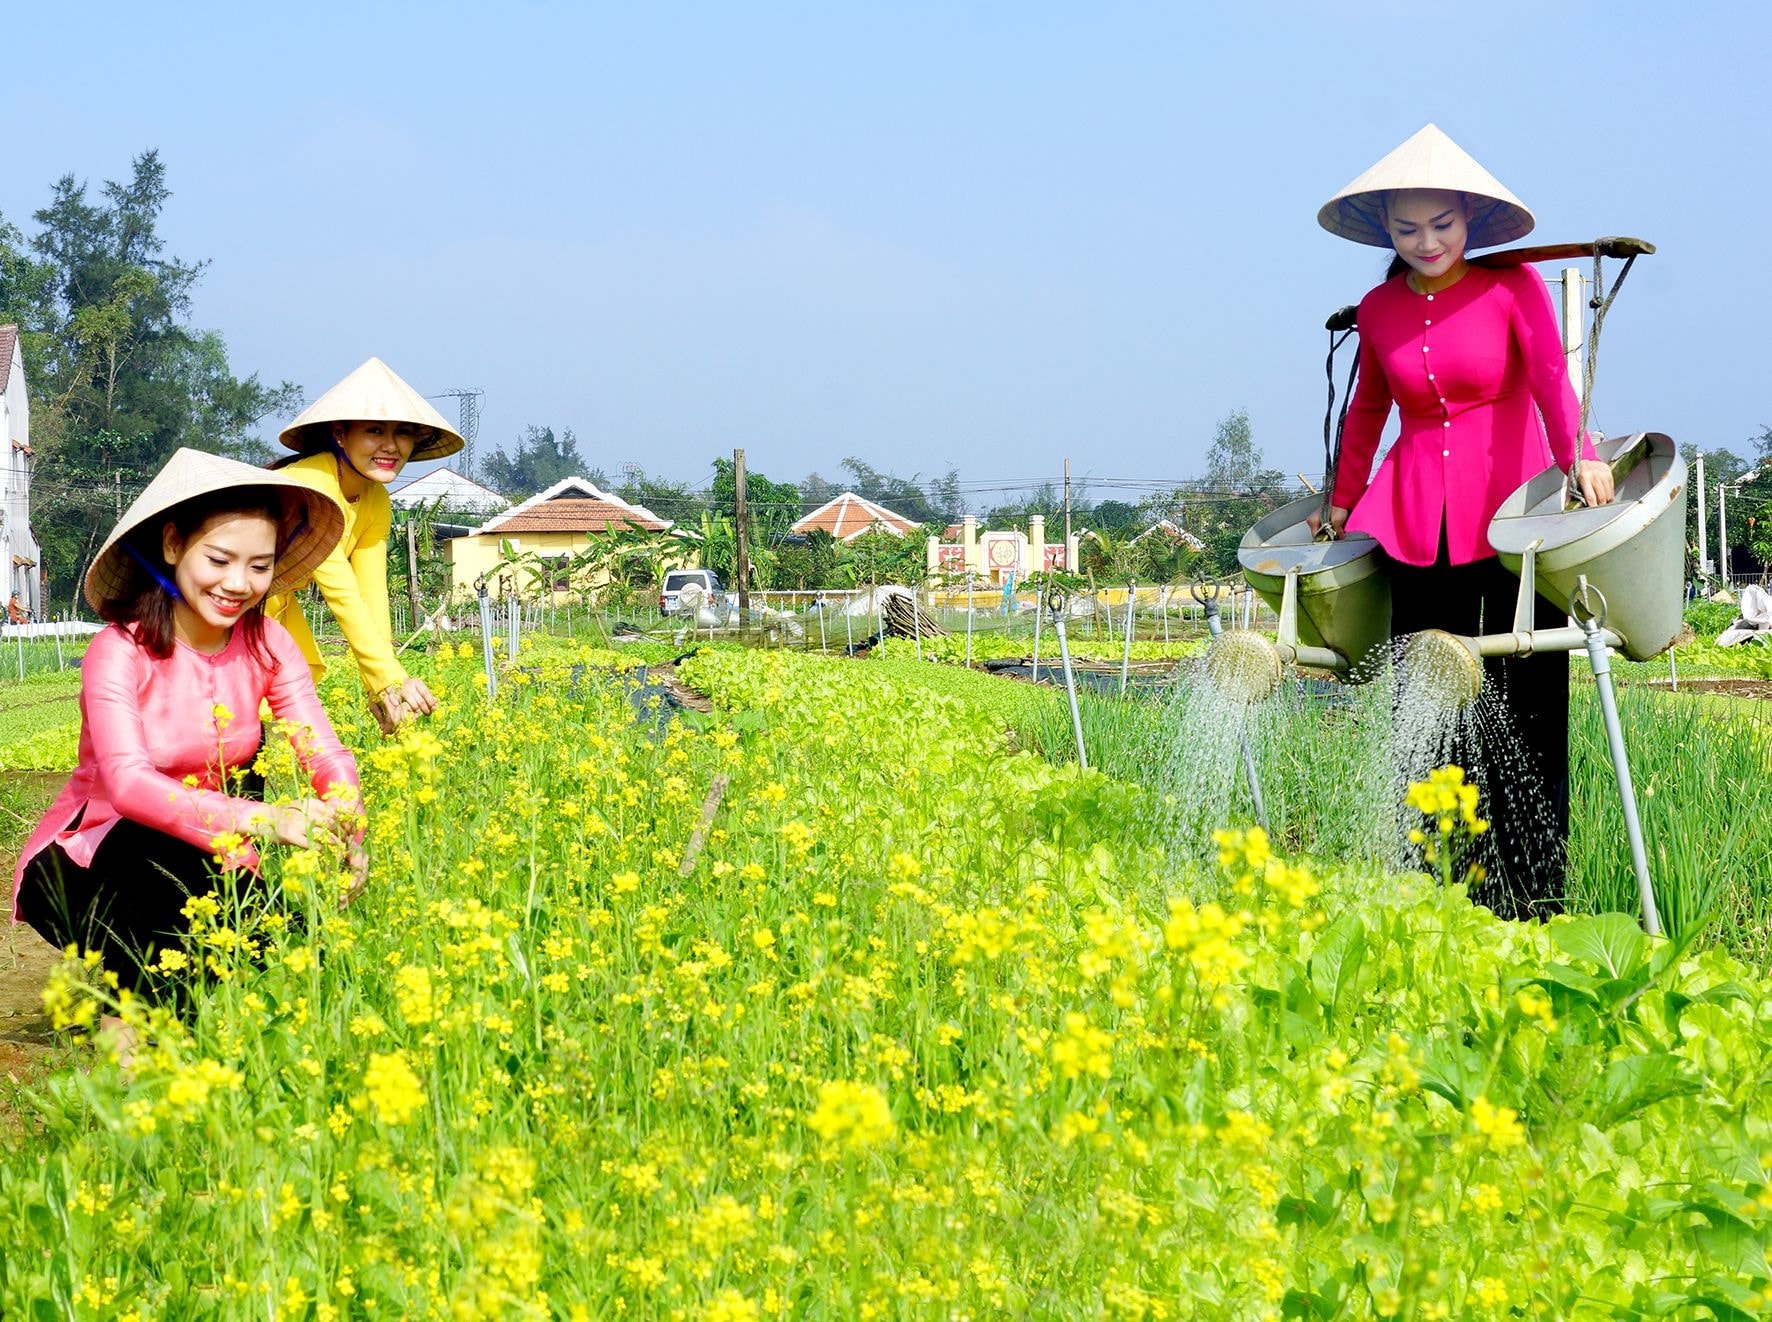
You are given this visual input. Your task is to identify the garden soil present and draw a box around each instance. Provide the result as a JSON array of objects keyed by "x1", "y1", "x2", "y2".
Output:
[
  {"x1": 1633, "y1": 677, "x2": 1772, "y2": 701},
  {"x1": 0, "y1": 771, "x2": 62, "y2": 1050}
]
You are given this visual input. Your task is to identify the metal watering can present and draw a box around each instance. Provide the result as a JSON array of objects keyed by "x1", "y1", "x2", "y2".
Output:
[
  {"x1": 1213, "y1": 499, "x2": 1390, "y2": 701},
  {"x1": 1219, "y1": 432, "x2": 1685, "y2": 694},
  {"x1": 1396, "y1": 431, "x2": 1686, "y2": 700}
]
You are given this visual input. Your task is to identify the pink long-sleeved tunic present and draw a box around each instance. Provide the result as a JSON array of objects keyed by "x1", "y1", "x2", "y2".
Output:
[
  {"x1": 1330, "y1": 264, "x2": 1597, "y2": 566},
  {"x1": 11, "y1": 618, "x2": 359, "y2": 919}
]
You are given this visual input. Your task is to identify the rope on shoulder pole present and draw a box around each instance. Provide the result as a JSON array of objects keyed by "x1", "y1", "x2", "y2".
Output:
[
  {"x1": 1319, "y1": 305, "x2": 1361, "y2": 534},
  {"x1": 1579, "y1": 237, "x2": 1656, "y2": 441}
]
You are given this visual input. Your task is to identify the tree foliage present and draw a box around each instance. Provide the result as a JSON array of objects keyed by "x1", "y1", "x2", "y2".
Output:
[
  {"x1": 479, "y1": 425, "x2": 593, "y2": 497},
  {"x1": 839, "y1": 457, "x2": 962, "y2": 527},
  {"x1": 711, "y1": 457, "x2": 801, "y2": 542},
  {"x1": 1187, "y1": 409, "x2": 1294, "y2": 575},
  {"x1": 797, "y1": 470, "x2": 839, "y2": 514},
  {"x1": 1203, "y1": 408, "x2": 1287, "y2": 496},
  {"x1": 772, "y1": 529, "x2": 842, "y2": 590},
  {"x1": 835, "y1": 526, "x2": 928, "y2": 588},
  {"x1": 1685, "y1": 443, "x2": 1746, "y2": 577},
  {"x1": 981, "y1": 482, "x2": 1066, "y2": 528},
  {"x1": 614, "y1": 469, "x2": 708, "y2": 526},
  {"x1": 1716, "y1": 430, "x2": 1772, "y2": 581},
  {"x1": 1076, "y1": 526, "x2": 1197, "y2": 586},
  {"x1": 0, "y1": 150, "x2": 303, "y2": 606}
]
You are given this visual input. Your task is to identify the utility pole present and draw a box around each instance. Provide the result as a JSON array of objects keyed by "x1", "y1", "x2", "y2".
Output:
[
  {"x1": 1720, "y1": 483, "x2": 1730, "y2": 588},
  {"x1": 1063, "y1": 458, "x2": 1072, "y2": 573},
  {"x1": 406, "y1": 516, "x2": 421, "y2": 620},
  {"x1": 733, "y1": 448, "x2": 750, "y2": 615},
  {"x1": 114, "y1": 471, "x2": 122, "y2": 519},
  {"x1": 436, "y1": 389, "x2": 484, "y2": 476},
  {"x1": 1695, "y1": 451, "x2": 1708, "y2": 576}
]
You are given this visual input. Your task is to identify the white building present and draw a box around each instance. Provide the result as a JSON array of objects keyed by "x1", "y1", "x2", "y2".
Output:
[
  {"x1": 0, "y1": 326, "x2": 40, "y2": 618},
  {"x1": 389, "y1": 466, "x2": 510, "y2": 518}
]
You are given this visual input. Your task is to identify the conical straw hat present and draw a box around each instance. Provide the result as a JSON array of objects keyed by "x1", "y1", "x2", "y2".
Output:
[
  {"x1": 279, "y1": 356, "x2": 464, "y2": 461},
  {"x1": 84, "y1": 448, "x2": 347, "y2": 613},
  {"x1": 1318, "y1": 123, "x2": 1535, "y2": 250}
]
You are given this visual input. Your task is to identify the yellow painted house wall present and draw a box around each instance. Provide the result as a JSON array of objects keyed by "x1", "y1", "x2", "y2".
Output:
[{"x1": 444, "y1": 532, "x2": 697, "y2": 601}]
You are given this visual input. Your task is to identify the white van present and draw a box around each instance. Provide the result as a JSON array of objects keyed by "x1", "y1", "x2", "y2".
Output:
[{"x1": 660, "y1": 569, "x2": 723, "y2": 615}]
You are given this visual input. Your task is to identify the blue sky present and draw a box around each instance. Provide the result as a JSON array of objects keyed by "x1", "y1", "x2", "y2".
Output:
[{"x1": 3, "y1": 2, "x2": 1763, "y2": 504}]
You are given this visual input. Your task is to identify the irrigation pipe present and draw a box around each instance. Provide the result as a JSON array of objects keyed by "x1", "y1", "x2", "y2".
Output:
[
  {"x1": 476, "y1": 582, "x2": 498, "y2": 700},
  {"x1": 396, "y1": 599, "x2": 453, "y2": 656},
  {"x1": 1574, "y1": 580, "x2": 1659, "y2": 936},
  {"x1": 965, "y1": 576, "x2": 974, "y2": 666},
  {"x1": 1031, "y1": 595, "x2": 1043, "y2": 681},
  {"x1": 1047, "y1": 589, "x2": 1088, "y2": 770},
  {"x1": 1119, "y1": 580, "x2": 1136, "y2": 697},
  {"x1": 678, "y1": 774, "x2": 731, "y2": 876}
]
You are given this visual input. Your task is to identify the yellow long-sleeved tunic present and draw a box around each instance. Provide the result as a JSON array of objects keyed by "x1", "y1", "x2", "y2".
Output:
[{"x1": 264, "y1": 453, "x2": 407, "y2": 695}]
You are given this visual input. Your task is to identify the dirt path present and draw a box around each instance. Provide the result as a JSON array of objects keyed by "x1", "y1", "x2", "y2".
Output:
[
  {"x1": 0, "y1": 926, "x2": 56, "y2": 1044},
  {"x1": 0, "y1": 692, "x2": 78, "y2": 715},
  {"x1": 651, "y1": 663, "x2": 715, "y2": 713},
  {"x1": 1627, "y1": 676, "x2": 1772, "y2": 701},
  {"x1": 0, "y1": 772, "x2": 67, "y2": 1052}
]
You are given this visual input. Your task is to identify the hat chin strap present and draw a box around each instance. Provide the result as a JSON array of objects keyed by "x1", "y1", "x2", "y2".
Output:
[
  {"x1": 122, "y1": 540, "x2": 183, "y2": 602},
  {"x1": 329, "y1": 436, "x2": 380, "y2": 485}
]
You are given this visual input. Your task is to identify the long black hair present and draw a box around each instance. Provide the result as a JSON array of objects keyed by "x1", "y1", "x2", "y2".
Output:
[{"x1": 101, "y1": 490, "x2": 291, "y2": 661}]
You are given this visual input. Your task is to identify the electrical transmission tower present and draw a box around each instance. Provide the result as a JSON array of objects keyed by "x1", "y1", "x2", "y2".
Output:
[{"x1": 435, "y1": 389, "x2": 484, "y2": 476}]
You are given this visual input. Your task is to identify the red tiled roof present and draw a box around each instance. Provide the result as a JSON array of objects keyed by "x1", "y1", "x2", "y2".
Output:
[
  {"x1": 471, "y1": 477, "x2": 672, "y2": 536},
  {"x1": 490, "y1": 494, "x2": 669, "y2": 534},
  {"x1": 0, "y1": 326, "x2": 17, "y2": 394},
  {"x1": 793, "y1": 491, "x2": 919, "y2": 542}
]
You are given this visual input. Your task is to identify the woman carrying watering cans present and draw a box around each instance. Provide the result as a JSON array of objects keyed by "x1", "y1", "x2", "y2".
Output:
[
  {"x1": 1311, "y1": 124, "x2": 1617, "y2": 919},
  {"x1": 266, "y1": 357, "x2": 462, "y2": 734},
  {"x1": 12, "y1": 450, "x2": 363, "y2": 1000}
]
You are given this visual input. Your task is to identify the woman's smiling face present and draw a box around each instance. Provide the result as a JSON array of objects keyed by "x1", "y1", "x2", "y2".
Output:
[
  {"x1": 332, "y1": 419, "x2": 427, "y2": 485},
  {"x1": 1382, "y1": 189, "x2": 1471, "y2": 281},
  {"x1": 163, "y1": 511, "x2": 278, "y2": 651}
]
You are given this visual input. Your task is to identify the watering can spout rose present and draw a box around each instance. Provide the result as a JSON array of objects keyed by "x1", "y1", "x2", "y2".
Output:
[{"x1": 1218, "y1": 433, "x2": 1687, "y2": 709}]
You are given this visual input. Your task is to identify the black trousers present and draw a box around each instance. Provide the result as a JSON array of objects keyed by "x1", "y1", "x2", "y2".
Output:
[
  {"x1": 1386, "y1": 547, "x2": 1570, "y2": 920},
  {"x1": 18, "y1": 818, "x2": 238, "y2": 996}
]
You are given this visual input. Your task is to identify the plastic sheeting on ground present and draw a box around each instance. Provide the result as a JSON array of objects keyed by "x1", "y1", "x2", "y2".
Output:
[{"x1": 1717, "y1": 584, "x2": 1772, "y2": 646}]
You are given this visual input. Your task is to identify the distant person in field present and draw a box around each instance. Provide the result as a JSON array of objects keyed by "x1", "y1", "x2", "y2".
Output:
[
  {"x1": 12, "y1": 449, "x2": 362, "y2": 1008},
  {"x1": 265, "y1": 357, "x2": 462, "y2": 734},
  {"x1": 1312, "y1": 123, "x2": 1616, "y2": 919}
]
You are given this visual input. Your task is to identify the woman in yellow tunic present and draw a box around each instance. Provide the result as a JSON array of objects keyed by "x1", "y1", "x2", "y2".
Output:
[{"x1": 265, "y1": 357, "x2": 464, "y2": 734}]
